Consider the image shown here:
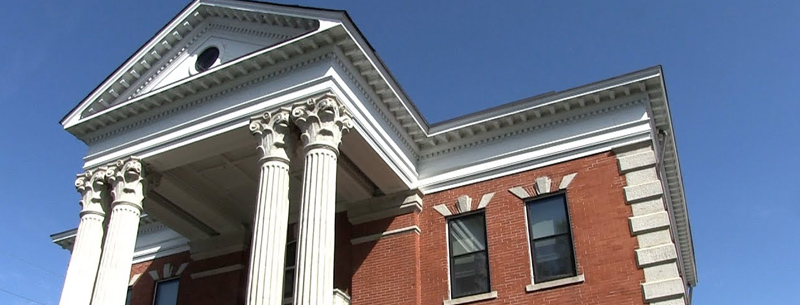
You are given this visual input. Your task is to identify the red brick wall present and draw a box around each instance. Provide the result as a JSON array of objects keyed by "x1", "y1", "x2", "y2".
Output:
[
  {"x1": 128, "y1": 252, "x2": 192, "y2": 305},
  {"x1": 350, "y1": 213, "x2": 421, "y2": 305},
  {"x1": 415, "y1": 151, "x2": 645, "y2": 305}
]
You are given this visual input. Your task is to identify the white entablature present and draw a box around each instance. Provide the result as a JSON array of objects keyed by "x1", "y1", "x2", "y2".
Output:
[{"x1": 59, "y1": 0, "x2": 695, "y2": 288}]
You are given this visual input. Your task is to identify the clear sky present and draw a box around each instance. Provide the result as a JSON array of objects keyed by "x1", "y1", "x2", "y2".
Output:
[{"x1": 1, "y1": 0, "x2": 798, "y2": 304}]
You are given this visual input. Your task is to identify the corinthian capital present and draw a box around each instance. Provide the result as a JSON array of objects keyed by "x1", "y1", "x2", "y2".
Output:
[
  {"x1": 75, "y1": 168, "x2": 109, "y2": 216},
  {"x1": 106, "y1": 157, "x2": 146, "y2": 210},
  {"x1": 291, "y1": 92, "x2": 353, "y2": 153},
  {"x1": 250, "y1": 107, "x2": 294, "y2": 164}
]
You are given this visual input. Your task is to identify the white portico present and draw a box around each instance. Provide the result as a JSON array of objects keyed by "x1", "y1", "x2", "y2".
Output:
[{"x1": 54, "y1": 1, "x2": 696, "y2": 305}]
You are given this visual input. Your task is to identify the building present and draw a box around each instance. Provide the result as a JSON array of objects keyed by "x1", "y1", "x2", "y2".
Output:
[{"x1": 51, "y1": 1, "x2": 697, "y2": 304}]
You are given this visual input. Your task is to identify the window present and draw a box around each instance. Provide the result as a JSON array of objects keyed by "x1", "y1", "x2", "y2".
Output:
[
  {"x1": 283, "y1": 227, "x2": 298, "y2": 305},
  {"x1": 526, "y1": 193, "x2": 577, "y2": 283},
  {"x1": 153, "y1": 278, "x2": 179, "y2": 305},
  {"x1": 195, "y1": 47, "x2": 219, "y2": 72},
  {"x1": 448, "y1": 212, "x2": 490, "y2": 299},
  {"x1": 125, "y1": 287, "x2": 132, "y2": 305},
  {"x1": 283, "y1": 239, "x2": 297, "y2": 305}
]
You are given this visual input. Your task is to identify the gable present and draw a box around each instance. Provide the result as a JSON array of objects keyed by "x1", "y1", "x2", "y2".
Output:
[{"x1": 65, "y1": 0, "x2": 325, "y2": 127}]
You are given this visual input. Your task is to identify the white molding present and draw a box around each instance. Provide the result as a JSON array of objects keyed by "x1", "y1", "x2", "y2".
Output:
[
  {"x1": 525, "y1": 274, "x2": 585, "y2": 292},
  {"x1": 347, "y1": 192, "x2": 422, "y2": 225},
  {"x1": 189, "y1": 264, "x2": 243, "y2": 279},
  {"x1": 350, "y1": 226, "x2": 420, "y2": 245},
  {"x1": 443, "y1": 291, "x2": 498, "y2": 305}
]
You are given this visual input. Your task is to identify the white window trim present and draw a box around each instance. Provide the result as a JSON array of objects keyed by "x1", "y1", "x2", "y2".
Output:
[
  {"x1": 443, "y1": 212, "x2": 496, "y2": 304},
  {"x1": 526, "y1": 274, "x2": 585, "y2": 292},
  {"x1": 443, "y1": 291, "x2": 498, "y2": 305},
  {"x1": 523, "y1": 192, "x2": 584, "y2": 290}
]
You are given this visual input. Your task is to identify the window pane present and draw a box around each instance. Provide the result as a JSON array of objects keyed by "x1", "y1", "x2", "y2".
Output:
[
  {"x1": 528, "y1": 195, "x2": 569, "y2": 239},
  {"x1": 285, "y1": 242, "x2": 297, "y2": 268},
  {"x1": 283, "y1": 269, "x2": 295, "y2": 298},
  {"x1": 125, "y1": 287, "x2": 131, "y2": 305},
  {"x1": 451, "y1": 252, "x2": 490, "y2": 298},
  {"x1": 449, "y1": 214, "x2": 487, "y2": 256},
  {"x1": 533, "y1": 235, "x2": 576, "y2": 281},
  {"x1": 154, "y1": 279, "x2": 179, "y2": 305}
]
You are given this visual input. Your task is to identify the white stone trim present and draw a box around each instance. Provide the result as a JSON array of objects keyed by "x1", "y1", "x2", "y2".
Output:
[
  {"x1": 525, "y1": 274, "x2": 585, "y2": 292},
  {"x1": 476, "y1": 193, "x2": 495, "y2": 210},
  {"x1": 616, "y1": 145, "x2": 687, "y2": 304},
  {"x1": 128, "y1": 273, "x2": 142, "y2": 286},
  {"x1": 443, "y1": 291, "x2": 498, "y2": 305},
  {"x1": 636, "y1": 244, "x2": 678, "y2": 267},
  {"x1": 623, "y1": 181, "x2": 663, "y2": 202},
  {"x1": 175, "y1": 262, "x2": 188, "y2": 276},
  {"x1": 434, "y1": 192, "x2": 495, "y2": 218},
  {"x1": 558, "y1": 173, "x2": 577, "y2": 190},
  {"x1": 350, "y1": 225, "x2": 421, "y2": 245},
  {"x1": 149, "y1": 270, "x2": 160, "y2": 280},
  {"x1": 534, "y1": 176, "x2": 551, "y2": 195},
  {"x1": 433, "y1": 205, "x2": 453, "y2": 217},
  {"x1": 456, "y1": 196, "x2": 472, "y2": 214},
  {"x1": 629, "y1": 211, "x2": 671, "y2": 234},
  {"x1": 190, "y1": 264, "x2": 243, "y2": 280},
  {"x1": 508, "y1": 186, "x2": 530, "y2": 199},
  {"x1": 642, "y1": 278, "x2": 685, "y2": 301},
  {"x1": 617, "y1": 150, "x2": 656, "y2": 173}
]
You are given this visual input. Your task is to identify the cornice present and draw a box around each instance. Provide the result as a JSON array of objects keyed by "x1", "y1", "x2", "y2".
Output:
[
  {"x1": 331, "y1": 47, "x2": 420, "y2": 159},
  {"x1": 420, "y1": 96, "x2": 646, "y2": 160}
]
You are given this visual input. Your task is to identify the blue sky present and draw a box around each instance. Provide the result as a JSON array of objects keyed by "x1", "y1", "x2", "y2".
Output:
[{"x1": 1, "y1": 0, "x2": 798, "y2": 304}]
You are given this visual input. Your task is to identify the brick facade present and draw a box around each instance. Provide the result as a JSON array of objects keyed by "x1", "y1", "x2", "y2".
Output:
[{"x1": 127, "y1": 152, "x2": 648, "y2": 305}]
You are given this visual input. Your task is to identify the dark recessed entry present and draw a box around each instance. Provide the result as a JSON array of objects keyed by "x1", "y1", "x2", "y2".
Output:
[{"x1": 195, "y1": 47, "x2": 220, "y2": 73}]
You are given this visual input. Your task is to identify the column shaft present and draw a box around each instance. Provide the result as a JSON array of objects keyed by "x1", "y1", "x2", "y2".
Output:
[
  {"x1": 246, "y1": 161, "x2": 291, "y2": 305},
  {"x1": 293, "y1": 147, "x2": 338, "y2": 305},
  {"x1": 91, "y1": 204, "x2": 141, "y2": 304},
  {"x1": 59, "y1": 213, "x2": 105, "y2": 305}
]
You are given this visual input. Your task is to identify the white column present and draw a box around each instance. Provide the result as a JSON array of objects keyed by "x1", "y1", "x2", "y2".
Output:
[
  {"x1": 91, "y1": 158, "x2": 147, "y2": 305},
  {"x1": 245, "y1": 108, "x2": 294, "y2": 305},
  {"x1": 59, "y1": 169, "x2": 110, "y2": 305},
  {"x1": 291, "y1": 93, "x2": 352, "y2": 305}
]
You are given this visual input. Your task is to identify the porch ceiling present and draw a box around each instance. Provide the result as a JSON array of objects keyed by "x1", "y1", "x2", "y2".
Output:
[{"x1": 142, "y1": 127, "x2": 405, "y2": 242}]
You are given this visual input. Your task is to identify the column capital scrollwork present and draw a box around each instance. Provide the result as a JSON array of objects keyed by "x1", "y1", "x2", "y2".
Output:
[
  {"x1": 106, "y1": 157, "x2": 146, "y2": 211},
  {"x1": 250, "y1": 107, "x2": 294, "y2": 164},
  {"x1": 75, "y1": 168, "x2": 109, "y2": 217},
  {"x1": 291, "y1": 92, "x2": 353, "y2": 154}
]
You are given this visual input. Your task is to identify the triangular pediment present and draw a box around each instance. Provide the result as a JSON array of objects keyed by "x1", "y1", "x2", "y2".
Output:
[{"x1": 63, "y1": 0, "x2": 333, "y2": 127}]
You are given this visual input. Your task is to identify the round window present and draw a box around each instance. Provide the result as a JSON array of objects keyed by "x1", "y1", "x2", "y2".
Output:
[{"x1": 195, "y1": 47, "x2": 220, "y2": 73}]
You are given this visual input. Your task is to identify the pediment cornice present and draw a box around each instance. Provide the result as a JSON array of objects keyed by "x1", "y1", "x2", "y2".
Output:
[{"x1": 62, "y1": 0, "x2": 328, "y2": 130}]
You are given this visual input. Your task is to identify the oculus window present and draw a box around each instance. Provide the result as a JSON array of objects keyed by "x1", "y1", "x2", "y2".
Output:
[
  {"x1": 153, "y1": 278, "x2": 179, "y2": 305},
  {"x1": 527, "y1": 193, "x2": 577, "y2": 282},
  {"x1": 448, "y1": 212, "x2": 491, "y2": 298},
  {"x1": 195, "y1": 47, "x2": 220, "y2": 73}
]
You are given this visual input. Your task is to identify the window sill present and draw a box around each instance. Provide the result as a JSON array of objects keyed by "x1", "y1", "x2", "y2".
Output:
[
  {"x1": 443, "y1": 291, "x2": 498, "y2": 305},
  {"x1": 526, "y1": 274, "x2": 585, "y2": 292}
]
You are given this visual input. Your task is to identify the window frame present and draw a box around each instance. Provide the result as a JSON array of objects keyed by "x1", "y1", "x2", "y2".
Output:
[
  {"x1": 525, "y1": 191, "x2": 578, "y2": 283},
  {"x1": 446, "y1": 210, "x2": 492, "y2": 299},
  {"x1": 152, "y1": 277, "x2": 180, "y2": 305},
  {"x1": 283, "y1": 239, "x2": 297, "y2": 305}
]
